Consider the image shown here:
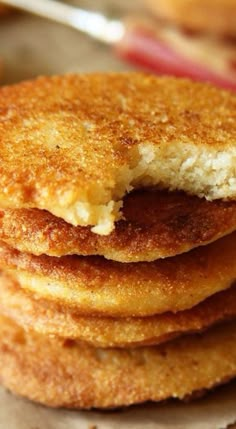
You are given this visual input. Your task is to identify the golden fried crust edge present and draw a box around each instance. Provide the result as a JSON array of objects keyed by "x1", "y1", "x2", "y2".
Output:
[
  {"x1": 0, "y1": 315, "x2": 236, "y2": 409},
  {"x1": 0, "y1": 74, "x2": 235, "y2": 234},
  {"x1": 1, "y1": 273, "x2": 236, "y2": 348}
]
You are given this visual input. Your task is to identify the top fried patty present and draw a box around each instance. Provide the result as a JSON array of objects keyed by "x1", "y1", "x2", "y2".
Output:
[{"x1": 0, "y1": 73, "x2": 235, "y2": 234}]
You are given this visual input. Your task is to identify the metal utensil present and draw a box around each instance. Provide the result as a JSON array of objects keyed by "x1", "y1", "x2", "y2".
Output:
[{"x1": 1, "y1": 0, "x2": 125, "y2": 43}]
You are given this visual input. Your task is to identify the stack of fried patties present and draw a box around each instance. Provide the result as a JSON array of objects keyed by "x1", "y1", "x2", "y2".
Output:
[{"x1": 0, "y1": 73, "x2": 236, "y2": 409}]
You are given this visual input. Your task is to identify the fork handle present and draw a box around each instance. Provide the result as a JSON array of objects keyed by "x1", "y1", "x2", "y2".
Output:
[{"x1": 0, "y1": 0, "x2": 125, "y2": 43}]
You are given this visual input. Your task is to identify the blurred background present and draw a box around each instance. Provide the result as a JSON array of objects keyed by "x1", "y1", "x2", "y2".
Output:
[
  {"x1": 0, "y1": 0, "x2": 235, "y2": 90},
  {"x1": 0, "y1": 0, "x2": 137, "y2": 84}
]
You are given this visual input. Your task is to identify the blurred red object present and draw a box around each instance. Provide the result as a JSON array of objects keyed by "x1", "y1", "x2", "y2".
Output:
[{"x1": 117, "y1": 21, "x2": 236, "y2": 92}]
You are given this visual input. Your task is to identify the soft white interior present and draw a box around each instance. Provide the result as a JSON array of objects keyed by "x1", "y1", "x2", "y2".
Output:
[
  {"x1": 135, "y1": 142, "x2": 236, "y2": 199},
  {"x1": 49, "y1": 142, "x2": 236, "y2": 235}
]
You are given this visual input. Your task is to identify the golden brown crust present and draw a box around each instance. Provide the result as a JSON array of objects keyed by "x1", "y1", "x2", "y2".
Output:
[
  {"x1": 0, "y1": 73, "x2": 235, "y2": 232},
  {"x1": 1, "y1": 273, "x2": 236, "y2": 348},
  {"x1": 1, "y1": 190, "x2": 236, "y2": 261},
  {"x1": 0, "y1": 314, "x2": 236, "y2": 409},
  {"x1": 146, "y1": 0, "x2": 236, "y2": 37},
  {"x1": 1, "y1": 232, "x2": 236, "y2": 317}
]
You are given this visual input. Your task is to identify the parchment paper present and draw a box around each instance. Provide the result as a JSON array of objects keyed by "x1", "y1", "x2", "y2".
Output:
[
  {"x1": 1, "y1": 382, "x2": 236, "y2": 429},
  {"x1": 0, "y1": 4, "x2": 235, "y2": 428}
]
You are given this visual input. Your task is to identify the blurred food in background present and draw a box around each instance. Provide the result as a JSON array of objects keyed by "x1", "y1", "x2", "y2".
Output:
[
  {"x1": 121, "y1": 0, "x2": 236, "y2": 90},
  {"x1": 147, "y1": 0, "x2": 236, "y2": 38}
]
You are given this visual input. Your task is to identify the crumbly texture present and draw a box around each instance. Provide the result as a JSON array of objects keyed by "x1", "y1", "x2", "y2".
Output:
[
  {"x1": 1, "y1": 190, "x2": 236, "y2": 262},
  {"x1": 1, "y1": 273, "x2": 236, "y2": 348},
  {"x1": 0, "y1": 74, "x2": 235, "y2": 234},
  {"x1": 146, "y1": 0, "x2": 236, "y2": 37},
  {"x1": 1, "y1": 232, "x2": 236, "y2": 317},
  {"x1": 0, "y1": 314, "x2": 236, "y2": 409}
]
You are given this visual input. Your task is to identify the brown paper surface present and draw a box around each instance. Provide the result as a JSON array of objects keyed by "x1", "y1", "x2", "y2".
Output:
[
  {"x1": 0, "y1": 4, "x2": 235, "y2": 428},
  {"x1": 1, "y1": 382, "x2": 236, "y2": 429}
]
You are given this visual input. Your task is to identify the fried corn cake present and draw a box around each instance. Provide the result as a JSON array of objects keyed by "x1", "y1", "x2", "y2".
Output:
[
  {"x1": 0, "y1": 74, "x2": 235, "y2": 234},
  {"x1": 1, "y1": 314, "x2": 236, "y2": 409},
  {"x1": 2, "y1": 189, "x2": 236, "y2": 262},
  {"x1": 1, "y1": 273, "x2": 236, "y2": 348},
  {"x1": 1, "y1": 232, "x2": 236, "y2": 317}
]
